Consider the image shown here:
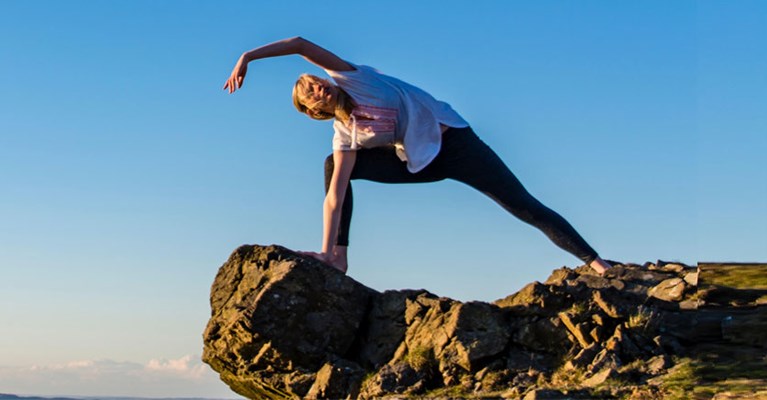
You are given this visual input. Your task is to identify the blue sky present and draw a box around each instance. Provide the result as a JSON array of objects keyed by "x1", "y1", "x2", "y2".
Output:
[{"x1": 1, "y1": 1, "x2": 765, "y2": 397}]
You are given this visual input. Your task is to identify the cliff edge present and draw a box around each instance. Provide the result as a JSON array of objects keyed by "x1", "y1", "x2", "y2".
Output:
[{"x1": 202, "y1": 245, "x2": 767, "y2": 399}]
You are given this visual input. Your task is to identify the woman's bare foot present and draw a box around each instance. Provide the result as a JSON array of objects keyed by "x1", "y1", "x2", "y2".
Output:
[{"x1": 589, "y1": 257, "x2": 612, "y2": 275}]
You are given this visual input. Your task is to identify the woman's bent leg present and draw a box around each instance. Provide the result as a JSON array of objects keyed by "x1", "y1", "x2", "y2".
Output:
[
  {"x1": 324, "y1": 148, "x2": 445, "y2": 246},
  {"x1": 441, "y1": 128, "x2": 599, "y2": 264}
]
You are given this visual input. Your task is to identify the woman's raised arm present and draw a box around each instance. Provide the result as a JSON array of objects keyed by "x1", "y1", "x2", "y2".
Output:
[{"x1": 223, "y1": 37, "x2": 354, "y2": 93}]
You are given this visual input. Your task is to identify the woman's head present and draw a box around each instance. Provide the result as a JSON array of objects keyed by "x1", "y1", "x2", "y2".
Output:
[{"x1": 292, "y1": 74, "x2": 351, "y2": 122}]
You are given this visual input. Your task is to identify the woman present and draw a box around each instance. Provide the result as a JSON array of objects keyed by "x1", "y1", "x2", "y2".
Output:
[{"x1": 224, "y1": 37, "x2": 612, "y2": 275}]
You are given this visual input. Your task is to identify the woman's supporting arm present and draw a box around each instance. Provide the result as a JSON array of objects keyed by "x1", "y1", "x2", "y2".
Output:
[
  {"x1": 322, "y1": 150, "x2": 356, "y2": 255},
  {"x1": 224, "y1": 37, "x2": 353, "y2": 93}
]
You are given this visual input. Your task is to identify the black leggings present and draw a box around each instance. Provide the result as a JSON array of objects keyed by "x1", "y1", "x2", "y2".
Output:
[{"x1": 324, "y1": 126, "x2": 599, "y2": 264}]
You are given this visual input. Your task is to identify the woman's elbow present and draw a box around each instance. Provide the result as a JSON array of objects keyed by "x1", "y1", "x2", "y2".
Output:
[
  {"x1": 290, "y1": 36, "x2": 308, "y2": 50},
  {"x1": 324, "y1": 195, "x2": 339, "y2": 210}
]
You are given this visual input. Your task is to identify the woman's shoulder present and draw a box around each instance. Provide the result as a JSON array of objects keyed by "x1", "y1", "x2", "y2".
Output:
[
  {"x1": 327, "y1": 63, "x2": 389, "y2": 94},
  {"x1": 325, "y1": 61, "x2": 366, "y2": 77}
]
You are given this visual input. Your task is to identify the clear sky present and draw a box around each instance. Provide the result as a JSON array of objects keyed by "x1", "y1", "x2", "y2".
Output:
[{"x1": 1, "y1": 1, "x2": 765, "y2": 397}]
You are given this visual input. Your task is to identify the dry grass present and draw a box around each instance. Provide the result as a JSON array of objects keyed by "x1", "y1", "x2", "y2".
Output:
[
  {"x1": 549, "y1": 364, "x2": 585, "y2": 388},
  {"x1": 699, "y1": 264, "x2": 767, "y2": 289},
  {"x1": 404, "y1": 345, "x2": 435, "y2": 372},
  {"x1": 657, "y1": 354, "x2": 767, "y2": 399},
  {"x1": 626, "y1": 306, "x2": 656, "y2": 331}
]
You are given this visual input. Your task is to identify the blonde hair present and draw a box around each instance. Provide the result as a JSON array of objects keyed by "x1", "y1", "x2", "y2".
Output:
[{"x1": 292, "y1": 74, "x2": 353, "y2": 123}]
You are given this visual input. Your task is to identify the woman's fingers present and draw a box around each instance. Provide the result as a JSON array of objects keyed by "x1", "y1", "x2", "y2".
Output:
[{"x1": 223, "y1": 61, "x2": 247, "y2": 93}]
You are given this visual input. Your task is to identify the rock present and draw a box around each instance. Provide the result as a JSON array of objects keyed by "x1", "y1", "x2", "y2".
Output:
[
  {"x1": 592, "y1": 289, "x2": 625, "y2": 318},
  {"x1": 588, "y1": 349, "x2": 621, "y2": 374},
  {"x1": 506, "y1": 349, "x2": 553, "y2": 373},
  {"x1": 653, "y1": 335, "x2": 684, "y2": 354},
  {"x1": 201, "y1": 246, "x2": 767, "y2": 399},
  {"x1": 511, "y1": 316, "x2": 568, "y2": 352},
  {"x1": 397, "y1": 295, "x2": 509, "y2": 378},
  {"x1": 359, "y1": 289, "x2": 424, "y2": 368},
  {"x1": 473, "y1": 368, "x2": 512, "y2": 393},
  {"x1": 495, "y1": 281, "x2": 570, "y2": 315},
  {"x1": 582, "y1": 367, "x2": 618, "y2": 387},
  {"x1": 655, "y1": 259, "x2": 694, "y2": 271},
  {"x1": 606, "y1": 266, "x2": 674, "y2": 285},
  {"x1": 653, "y1": 261, "x2": 687, "y2": 273},
  {"x1": 609, "y1": 325, "x2": 644, "y2": 361},
  {"x1": 648, "y1": 278, "x2": 687, "y2": 302},
  {"x1": 645, "y1": 354, "x2": 671, "y2": 375},
  {"x1": 558, "y1": 312, "x2": 592, "y2": 348},
  {"x1": 589, "y1": 326, "x2": 602, "y2": 343},
  {"x1": 523, "y1": 389, "x2": 568, "y2": 400},
  {"x1": 545, "y1": 267, "x2": 578, "y2": 286},
  {"x1": 573, "y1": 274, "x2": 626, "y2": 291},
  {"x1": 568, "y1": 343, "x2": 600, "y2": 368},
  {"x1": 679, "y1": 299, "x2": 701, "y2": 310},
  {"x1": 627, "y1": 386, "x2": 665, "y2": 400},
  {"x1": 510, "y1": 369, "x2": 539, "y2": 389},
  {"x1": 306, "y1": 360, "x2": 365, "y2": 400},
  {"x1": 202, "y1": 245, "x2": 374, "y2": 399},
  {"x1": 592, "y1": 313, "x2": 606, "y2": 326},
  {"x1": 683, "y1": 270, "x2": 699, "y2": 286},
  {"x1": 449, "y1": 301, "x2": 510, "y2": 370},
  {"x1": 524, "y1": 388, "x2": 596, "y2": 399},
  {"x1": 359, "y1": 362, "x2": 424, "y2": 398}
]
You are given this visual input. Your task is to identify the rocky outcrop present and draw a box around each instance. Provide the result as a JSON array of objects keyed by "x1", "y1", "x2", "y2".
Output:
[{"x1": 202, "y1": 245, "x2": 767, "y2": 399}]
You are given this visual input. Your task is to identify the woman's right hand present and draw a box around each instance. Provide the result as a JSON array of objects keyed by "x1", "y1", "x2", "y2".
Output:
[
  {"x1": 296, "y1": 250, "x2": 347, "y2": 274},
  {"x1": 223, "y1": 54, "x2": 249, "y2": 94},
  {"x1": 222, "y1": 38, "x2": 353, "y2": 94}
]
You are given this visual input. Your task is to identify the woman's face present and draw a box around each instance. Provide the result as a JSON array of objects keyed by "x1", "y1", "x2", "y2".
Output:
[{"x1": 299, "y1": 78, "x2": 338, "y2": 117}]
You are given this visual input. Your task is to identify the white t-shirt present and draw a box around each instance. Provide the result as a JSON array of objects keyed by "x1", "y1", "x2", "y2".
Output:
[{"x1": 325, "y1": 63, "x2": 469, "y2": 173}]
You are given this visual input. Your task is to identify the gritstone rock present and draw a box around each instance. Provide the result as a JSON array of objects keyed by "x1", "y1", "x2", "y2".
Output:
[{"x1": 202, "y1": 245, "x2": 767, "y2": 399}]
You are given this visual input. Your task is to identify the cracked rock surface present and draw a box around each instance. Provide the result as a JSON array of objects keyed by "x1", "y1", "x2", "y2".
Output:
[{"x1": 202, "y1": 245, "x2": 767, "y2": 399}]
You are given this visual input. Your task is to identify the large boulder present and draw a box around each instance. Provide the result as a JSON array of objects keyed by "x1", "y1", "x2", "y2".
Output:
[
  {"x1": 202, "y1": 245, "x2": 767, "y2": 399},
  {"x1": 202, "y1": 245, "x2": 375, "y2": 399}
]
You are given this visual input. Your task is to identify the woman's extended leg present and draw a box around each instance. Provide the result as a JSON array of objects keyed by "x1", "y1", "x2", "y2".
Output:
[{"x1": 438, "y1": 127, "x2": 603, "y2": 266}]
